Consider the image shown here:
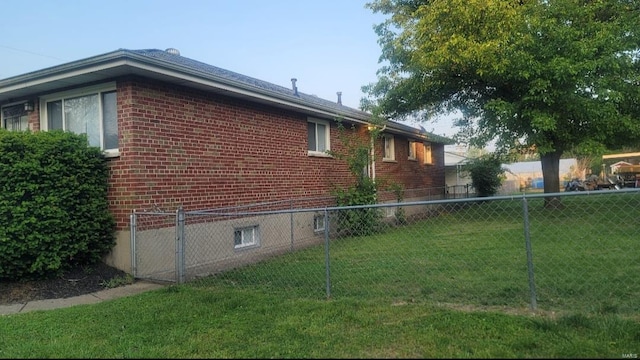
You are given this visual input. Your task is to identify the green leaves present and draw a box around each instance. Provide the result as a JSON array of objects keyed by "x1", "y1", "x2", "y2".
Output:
[
  {"x1": 0, "y1": 130, "x2": 115, "y2": 280},
  {"x1": 365, "y1": 0, "x2": 640, "y2": 192},
  {"x1": 366, "y1": 0, "x2": 640, "y2": 148},
  {"x1": 463, "y1": 154, "x2": 506, "y2": 197}
]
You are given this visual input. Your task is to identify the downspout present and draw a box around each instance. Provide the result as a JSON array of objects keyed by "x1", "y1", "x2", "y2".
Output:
[
  {"x1": 370, "y1": 135, "x2": 376, "y2": 181},
  {"x1": 368, "y1": 124, "x2": 386, "y2": 181}
]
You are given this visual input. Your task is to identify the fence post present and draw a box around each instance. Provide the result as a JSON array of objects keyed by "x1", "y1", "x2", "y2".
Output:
[
  {"x1": 130, "y1": 210, "x2": 137, "y2": 278},
  {"x1": 522, "y1": 195, "x2": 538, "y2": 311},
  {"x1": 324, "y1": 208, "x2": 331, "y2": 299},
  {"x1": 290, "y1": 199, "x2": 294, "y2": 252},
  {"x1": 176, "y1": 206, "x2": 186, "y2": 284}
]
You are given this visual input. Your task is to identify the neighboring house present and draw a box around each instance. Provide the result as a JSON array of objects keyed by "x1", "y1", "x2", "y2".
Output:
[
  {"x1": 443, "y1": 151, "x2": 473, "y2": 197},
  {"x1": 444, "y1": 151, "x2": 471, "y2": 187},
  {"x1": 0, "y1": 48, "x2": 453, "y2": 273}
]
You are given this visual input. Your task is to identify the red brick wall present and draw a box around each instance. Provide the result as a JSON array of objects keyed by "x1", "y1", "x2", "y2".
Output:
[
  {"x1": 107, "y1": 78, "x2": 357, "y2": 229},
  {"x1": 374, "y1": 133, "x2": 446, "y2": 202},
  {"x1": 16, "y1": 77, "x2": 445, "y2": 230},
  {"x1": 27, "y1": 101, "x2": 40, "y2": 131}
]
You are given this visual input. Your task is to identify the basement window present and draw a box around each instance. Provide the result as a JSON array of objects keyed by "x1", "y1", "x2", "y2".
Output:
[
  {"x1": 234, "y1": 225, "x2": 260, "y2": 249},
  {"x1": 313, "y1": 213, "x2": 326, "y2": 233}
]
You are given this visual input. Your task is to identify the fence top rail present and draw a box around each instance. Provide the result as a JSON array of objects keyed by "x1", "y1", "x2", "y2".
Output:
[
  {"x1": 180, "y1": 188, "x2": 640, "y2": 218},
  {"x1": 131, "y1": 186, "x2": 460, "y2": 216},
  {"x1": 131, "y1": 210, "x2": 176, "y2": 216}
]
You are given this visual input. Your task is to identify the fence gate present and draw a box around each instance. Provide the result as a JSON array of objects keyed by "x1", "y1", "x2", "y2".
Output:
[{"x1": 130, "y1": 209, "x2": 179, "y2": 283}]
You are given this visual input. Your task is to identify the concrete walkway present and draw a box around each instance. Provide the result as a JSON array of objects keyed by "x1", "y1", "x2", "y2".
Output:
[{"x1": 0, "y1": 281, "x2": 165, "y2": 316}]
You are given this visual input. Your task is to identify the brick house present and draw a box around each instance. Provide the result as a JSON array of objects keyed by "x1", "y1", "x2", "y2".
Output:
[{"x1": 0, "y1": 48, "x2": 453, "y2": 274}]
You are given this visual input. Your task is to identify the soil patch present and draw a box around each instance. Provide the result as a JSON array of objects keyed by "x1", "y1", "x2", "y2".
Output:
[{"x1": 0, "y1": 262, "x2": 132, "y2": 306}]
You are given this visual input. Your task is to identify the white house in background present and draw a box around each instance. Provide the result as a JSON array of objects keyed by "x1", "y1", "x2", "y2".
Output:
[{"x1": 444, "y1": 151, "x2": 472, "y2": 187}]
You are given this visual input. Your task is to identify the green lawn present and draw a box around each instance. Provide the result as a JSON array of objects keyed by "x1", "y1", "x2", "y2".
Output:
[{"x1": 1, "y1": 192, "x2": 639, "y2": 358}]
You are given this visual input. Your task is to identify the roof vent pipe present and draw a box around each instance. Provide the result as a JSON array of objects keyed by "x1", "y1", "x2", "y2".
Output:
[
  {"x1": 165, "y1": 48, "x2": 180, "y2": 56},
  {"x1": 337, "y1": 91, "x2": 342, "y2": 105},
  {"x1": 291, "y1": 78, "x2": 298, "y2": 96}
]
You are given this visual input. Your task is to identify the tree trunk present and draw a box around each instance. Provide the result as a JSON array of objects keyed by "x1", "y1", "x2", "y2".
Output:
[
  {"x1": 575, "y1": 156, "x2": 591, "y2": 179},
  {"x1": 540, "y1": 150, "x2": 563, "y2": 209}
]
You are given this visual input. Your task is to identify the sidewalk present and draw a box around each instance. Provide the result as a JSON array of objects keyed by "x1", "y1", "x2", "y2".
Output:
[{"x1": 0, "y1": 281, "x2": 165, "y2": 316}]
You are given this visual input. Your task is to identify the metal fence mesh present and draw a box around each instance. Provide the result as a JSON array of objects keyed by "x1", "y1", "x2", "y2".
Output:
[{"x1": 131, "y1": 189, "x2": 640, "y2": 317}]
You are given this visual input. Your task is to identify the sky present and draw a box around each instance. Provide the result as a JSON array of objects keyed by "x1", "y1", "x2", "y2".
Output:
[{"x1": 0, "y1": 0, "x2": 458, "y2": 140}]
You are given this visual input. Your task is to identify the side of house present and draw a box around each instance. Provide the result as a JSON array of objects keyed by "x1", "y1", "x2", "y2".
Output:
[{"x1": 0, "y1": 48, "x2": 452, "y2": 274}]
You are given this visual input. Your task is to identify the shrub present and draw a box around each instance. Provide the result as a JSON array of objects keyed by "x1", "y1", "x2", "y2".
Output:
[
  {"x1": 328, "y1": 119, "x2": 383, "y2": 236},
  {"x1": 389, "y1": 182, "x2": 407, "y2": 225},
  {"x1": 333, "y1": 177, "x2": 383, "y2": 236},
  {"x1": 464, "y1": 154, "x2": 506, "y2": 197},
  {"x1": 0, "y1": 130, "x2": 115, "y2": 280}
]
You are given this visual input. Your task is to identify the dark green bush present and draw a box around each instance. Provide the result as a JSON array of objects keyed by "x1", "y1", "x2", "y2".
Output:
[
  {"x1": 327, "y1": 119, "x2": 384, "y2": 236},
  {"x1": 333, "y1": 177, "x2": 383, "y2": 236},
  {"x1": 0, "y1": 130, "x2": 115, "y2": 280},
  {"x1": 464, "y1": 154, "x2": 506, "y2": 197}
]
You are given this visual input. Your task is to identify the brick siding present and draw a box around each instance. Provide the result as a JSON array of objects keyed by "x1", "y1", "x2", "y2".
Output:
[
  {"x1": 22, "y1": 77, "x2": 445, "y2": 230},
  {"x1": 107, "y1": 78, "x2": 358, "y2": 229}
]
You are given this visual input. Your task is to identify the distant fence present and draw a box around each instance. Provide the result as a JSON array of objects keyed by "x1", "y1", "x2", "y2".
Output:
[{"x1": 130, "y1": 187, "x2": 639, "y2": 317}]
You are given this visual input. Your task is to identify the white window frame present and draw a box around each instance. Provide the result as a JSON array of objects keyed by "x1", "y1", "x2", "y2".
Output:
[
  {"x1": 423, "y1": 143, "x2": 433, "y2": 165},
  {"x1": 307, "y1": 117, "x2": 331, "y2": 156},
  {"x1": 313, "y1": 213, "x2": 326, "y2": 233},
  {"x1": 39, "y1": 82, "x2": 118, "y2": 157},
  {"x1": 234, "y1": 225, "x2": 260, "y2": 249},
  {"x1": 408, "y1": 141, "x2": 417, "y2": 160},
  {"x1": 1, "y1": 102, "x2": 29, "y2": 131},
  {"x1": 383, "y1": 134, "x2": 395, "y2": 161},
  {"x1": 384, "y1": 206, "x2": 397, "y2": 218}
]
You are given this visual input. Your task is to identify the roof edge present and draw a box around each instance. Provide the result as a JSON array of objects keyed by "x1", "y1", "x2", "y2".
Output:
[{"x1": 0, "y1": 48, "x2": 454, "y2": 144}]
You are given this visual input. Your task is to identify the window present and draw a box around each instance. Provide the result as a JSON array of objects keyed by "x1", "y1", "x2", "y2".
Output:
[
  {"x1": 1, "y1": 103, "x2": 29, "y2": 131},
  {"x1": 40, "y1": 83, "x2": 118, "y2": 154},
  {"x1": 307, "y1": 118, "x2": 330, "y2": 155},
  {"x1": 234, "y1": 225, "x2": 260, "y2": 249},
  {"x1": 408, "y1": 141, "x2": 417, "y2": 160},
  {"x1": 423, "y1": 143, "x2": 433, "y2": 164},
  {"x1": 383, "y1": 134, "x2": 395, "y2": 161},
  {"x1": 313, "y1": 213, "x2": 326, "y2": 233},
  {"x1": 384, "y1": 206, "x2": 397, "y2": 218}
]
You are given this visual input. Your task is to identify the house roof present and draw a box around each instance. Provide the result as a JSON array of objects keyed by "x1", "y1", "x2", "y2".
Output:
[
  {"x1": 444, "y1": 151, "x2": 470, "y2": 167},
  {"x1": 602, "y1": 152, "x2": 640, "y2": 160},
  {"x1": 0, "y1": 48, "x2": 453, "y2": 145},
  {"x1": 611, "y1": 161, "x2": 633, "y2": 166}
]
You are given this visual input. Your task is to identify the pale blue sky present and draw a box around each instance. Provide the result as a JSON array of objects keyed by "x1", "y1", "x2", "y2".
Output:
[{"x1": 0, "y1": 0, "x2": 456, "y2": 138}]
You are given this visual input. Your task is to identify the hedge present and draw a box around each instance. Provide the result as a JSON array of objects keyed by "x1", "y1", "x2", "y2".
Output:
[{"x1": 0, "y1": 129, "x2": 115, "y2": 280}]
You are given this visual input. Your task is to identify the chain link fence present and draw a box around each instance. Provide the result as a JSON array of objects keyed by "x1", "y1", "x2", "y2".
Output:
[{"x1": 131, "y1": 188, "x2": 639, "y2": 317}]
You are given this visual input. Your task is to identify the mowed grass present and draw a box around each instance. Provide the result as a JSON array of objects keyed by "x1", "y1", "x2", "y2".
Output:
[{"x1": 1, "y1": 191, "x2": 639, "y2": 358}]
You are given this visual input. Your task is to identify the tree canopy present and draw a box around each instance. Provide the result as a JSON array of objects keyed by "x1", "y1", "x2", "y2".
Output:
[{"x1": 362, "y1": 0, "x2": 640, "y2": 195}]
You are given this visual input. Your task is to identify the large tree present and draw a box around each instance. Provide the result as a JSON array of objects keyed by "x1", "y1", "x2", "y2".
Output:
[{"x1": 362, "y1": 0, "x2": 640, "y2": 203}]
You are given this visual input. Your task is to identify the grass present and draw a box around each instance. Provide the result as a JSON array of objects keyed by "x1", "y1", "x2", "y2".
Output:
[
  {"x1": 1, "y1": 191, "x2": 639, "y2": 358},
  {"x1": 100, "y1": 273, "x2": 135, "y2": 289}
]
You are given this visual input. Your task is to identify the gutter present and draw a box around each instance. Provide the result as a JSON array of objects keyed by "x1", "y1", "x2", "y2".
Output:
[
  {"x1": 0, "y1": 49, "x2": 373, "y2": 126},
  {"x1": 0, "y1": 49, "x2": 453, "y2": 144}
]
